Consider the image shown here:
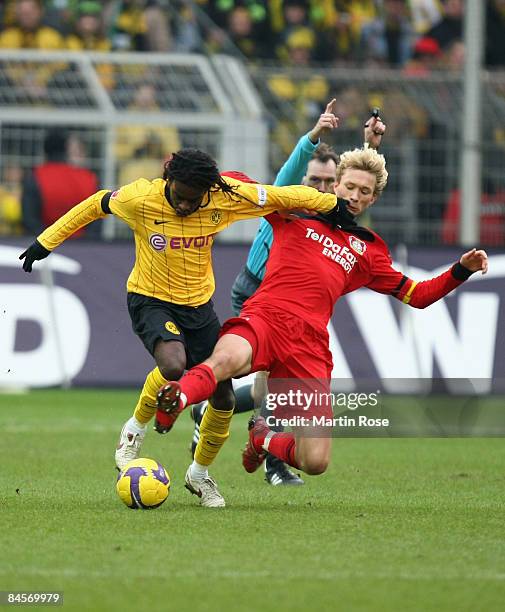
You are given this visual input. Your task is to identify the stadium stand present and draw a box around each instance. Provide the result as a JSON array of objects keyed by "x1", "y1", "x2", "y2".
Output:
[{"x1": 0, "y1": 0, "x2": 504, "y2": 245}]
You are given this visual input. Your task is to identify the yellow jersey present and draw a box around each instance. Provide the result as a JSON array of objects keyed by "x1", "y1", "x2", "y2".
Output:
[{"x1": 37, "y1": 176, "x2": 336, "y2": 306}]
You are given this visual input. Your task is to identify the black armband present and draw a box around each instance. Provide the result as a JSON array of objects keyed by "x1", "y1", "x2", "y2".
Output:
[
  {"x1": 451, "y1": 262, "x2": 473, "y2": 281},
  {"x1": 101, "y1": 191, "x2": 113, "y2": 214},
  {"x1": 391, "y1": 275, "x2": 409, "y2": 298},
  {"x1": 32, "y1": 239, "x2": 50, "y2": 259}
]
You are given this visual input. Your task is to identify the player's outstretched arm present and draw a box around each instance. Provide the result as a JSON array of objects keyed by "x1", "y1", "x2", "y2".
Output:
[
  {"x1": 367, "y1": 247, "x2": 488, "y2": 309},
  {"x1": 230, "y1": 182, "x2": 337, "y2": 220},
  {"x1": 403, "y1": 249, "x2": 488, "y2": 308},
  {"x1": 267, "y1": 183, "x2": 337, "y2": 215},
  {"x1": 19, "y1": 189, "x2": 111, "y2": 272}
]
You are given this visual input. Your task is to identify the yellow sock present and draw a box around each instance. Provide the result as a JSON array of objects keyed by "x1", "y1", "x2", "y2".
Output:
[
  {"x1": 194, "y1": 402, "x2": 234, "y2": 467},
  {"x1": 133, "y1": 367, "x2": 168, "y2": 424}
]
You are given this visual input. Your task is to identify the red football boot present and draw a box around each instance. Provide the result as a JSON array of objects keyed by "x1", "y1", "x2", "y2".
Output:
[
  {"x1": 153, "y1": 382, "x2": 185, "y2": 434},
  {"x1": 242, "y1": 416, "x2": 270, "y2": 473}
]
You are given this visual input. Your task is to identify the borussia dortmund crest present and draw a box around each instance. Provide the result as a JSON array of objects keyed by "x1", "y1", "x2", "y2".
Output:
[
  {"x1": 165, "y1": 321, "x2": 181, "y2": 335},
  {"x1": 210, "y1": 210, "x2": 222, "y2": 225}
]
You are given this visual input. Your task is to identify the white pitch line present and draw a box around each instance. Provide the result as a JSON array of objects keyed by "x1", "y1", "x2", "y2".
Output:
[{"x1": 0, "y1": 567, "x2": 504, "y2": 582}]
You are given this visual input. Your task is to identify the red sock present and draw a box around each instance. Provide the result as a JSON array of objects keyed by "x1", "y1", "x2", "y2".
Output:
[
  {"x1": 265, "y1": 433, "x2": 299, "y2": 469},
  {"x1": 180, "y1": 364, "x2": 217, "y2": 405}
]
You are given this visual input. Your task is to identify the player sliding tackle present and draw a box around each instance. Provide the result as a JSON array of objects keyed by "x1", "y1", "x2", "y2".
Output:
[
  {"x1": 156, "y1": 147, "x2": 488, "y2": 480},
  {"x1": 19, "y1": 148, "x2": 339, "y2": 508},
  {"x1": 208, "y1": 103, "x2": 386, "y2": 486}
]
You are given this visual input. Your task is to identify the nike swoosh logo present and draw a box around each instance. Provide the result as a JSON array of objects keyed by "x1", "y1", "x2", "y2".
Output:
[{"x1": 154, "y1": 220, "x2": 168, "y2": 225}]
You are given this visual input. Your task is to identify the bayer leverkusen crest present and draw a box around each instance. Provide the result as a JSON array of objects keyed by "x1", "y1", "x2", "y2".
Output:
[{"x1": 349, "y1": 235, "x2": 367, "y2": 255}]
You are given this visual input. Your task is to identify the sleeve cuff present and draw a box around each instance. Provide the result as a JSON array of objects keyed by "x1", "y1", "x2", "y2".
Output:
[
  {"x1": 451, "y1": 262, "x2": 473, "y2": 281},
  {"x1": 34, "y1": 239, "x2": 52, "y2": 256},
  {"x1": 101, "y1": 191, "x2": 113, "y2": 214},
  {"x1": 304, "y1": 133, "x2": 320, "y2": 149}
]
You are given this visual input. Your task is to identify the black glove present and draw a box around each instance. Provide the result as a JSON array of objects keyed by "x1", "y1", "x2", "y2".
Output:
[{"x1": 19, "y1": 240, "x2": 51, "y2": 273}]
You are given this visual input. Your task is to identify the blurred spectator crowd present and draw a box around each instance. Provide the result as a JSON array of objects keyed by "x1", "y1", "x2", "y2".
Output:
[
  {"x1": 0, "y1": 0, "x2": 504, "y2": 67},
  {"x1": 201, "y1": 0, "x2": 505, "y2": 70}
]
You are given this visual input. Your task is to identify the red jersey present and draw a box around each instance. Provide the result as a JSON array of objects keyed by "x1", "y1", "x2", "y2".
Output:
[
  {"x1": 35, "y1": 162, "x2": 98, "y2": 230},
  {"x1": 242, "y1": 213, "x2": 469, "y2": 335},
  {"x1": 442, "y1": 188, "x2": 505, "y2": 246}
]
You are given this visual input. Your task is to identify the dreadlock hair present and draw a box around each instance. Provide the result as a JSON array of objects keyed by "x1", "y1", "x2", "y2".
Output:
[
  {"x1": 311, "y1": 142, "x2": 340, "y2": 166},
  {"x1": 162, "y1": 148, "x2": 237, "y2": 207}
]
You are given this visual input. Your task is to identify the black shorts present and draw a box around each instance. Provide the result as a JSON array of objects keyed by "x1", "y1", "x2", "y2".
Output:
[
  {"x1": 230, "y1": 266, "x2": 262, "y2": 316},
  {"x1": 127, "y1": 293, "x2": 221, "y2": 368}
]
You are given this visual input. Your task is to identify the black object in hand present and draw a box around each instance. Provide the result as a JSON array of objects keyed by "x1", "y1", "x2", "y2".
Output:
[{"x1": 365, "y1": 108, "x2": 381, "y2": 127}]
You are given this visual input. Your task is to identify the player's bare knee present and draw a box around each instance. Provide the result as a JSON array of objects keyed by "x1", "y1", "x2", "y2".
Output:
[
  {"x1": 298, "y1": 447, "x2": 330, "y2": 475},
  {"x1": 303, "y1": 456, "x2": 330, "y2": 475},
  {"x1": 208, "y1": 349, "x2": 240, "y2": 380},
  {"x1": 154, "y1": 340, "x2": 186, "y2": 380},
  {"x1": 158, "y1": 363, "x2": 185, "y2": 381}
]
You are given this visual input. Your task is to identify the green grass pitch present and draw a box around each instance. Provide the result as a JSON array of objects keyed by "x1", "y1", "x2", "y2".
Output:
[{"x1": 1, "y1": 390, "x2": 504, "y2": 612}]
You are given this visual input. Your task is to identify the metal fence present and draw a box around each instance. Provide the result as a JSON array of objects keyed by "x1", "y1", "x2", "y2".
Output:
[
  {"x1": 249, "y1": 64, "x2": 505, "y2": 246},
  {"x1": 1, "y1": 51, "x2": 504, "y2": 246},
  {"x1": 0, "y1": 50, "x2": 267, "y2": 241}
]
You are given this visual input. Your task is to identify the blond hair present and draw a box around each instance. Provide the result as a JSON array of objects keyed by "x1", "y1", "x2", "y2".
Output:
[{"x1": 336, "y1": 148, "x2": 388, "y2": 197}]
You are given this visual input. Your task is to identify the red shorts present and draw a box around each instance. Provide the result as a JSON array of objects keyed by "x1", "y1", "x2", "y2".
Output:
[{"x1": 220, "y1": 308, "x2": 334, "y2": 420}]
